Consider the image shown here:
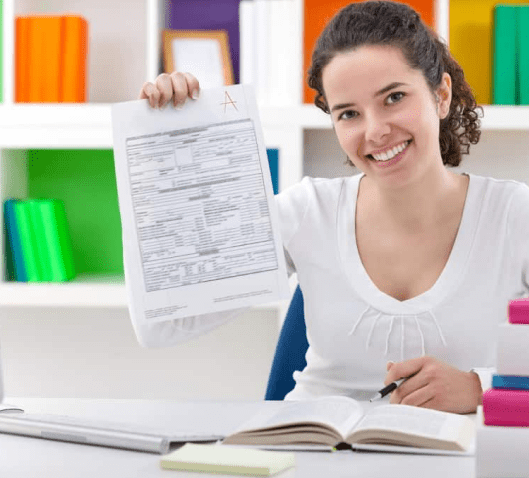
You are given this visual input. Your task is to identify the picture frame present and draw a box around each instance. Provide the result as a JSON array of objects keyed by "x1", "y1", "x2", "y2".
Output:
[{"x1": 162, "y1": 30, "x2": 235, "y2": 88}]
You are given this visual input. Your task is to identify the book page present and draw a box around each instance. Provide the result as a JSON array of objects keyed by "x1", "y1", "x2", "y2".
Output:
[
  {"x1": 111, "y1": 86, "x2": 290, "y2": 327},
  {"x1": 228, "y1": 396, "x2": 364, "y2": 440},
  {"x1": 349, "y1": 404, "x2": 474, "y2": 450}
]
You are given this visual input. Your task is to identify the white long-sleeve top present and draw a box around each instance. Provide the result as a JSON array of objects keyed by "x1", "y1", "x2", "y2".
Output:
[{"x1": 130, "y1": 172, "x2": 529, "y2": 400}]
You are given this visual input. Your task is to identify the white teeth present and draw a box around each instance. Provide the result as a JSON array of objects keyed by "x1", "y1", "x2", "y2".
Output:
[{"x1": 372, "y1": 141, "x2": 409, "y2": 161}]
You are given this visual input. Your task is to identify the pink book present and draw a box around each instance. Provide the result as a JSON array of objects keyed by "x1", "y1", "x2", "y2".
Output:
[
  {"x1": 509, "y1": 299, "x2": 529, "y2": 324},
  {"x1": 483, "y1": 389, "x2": 529, "y2": 426}
]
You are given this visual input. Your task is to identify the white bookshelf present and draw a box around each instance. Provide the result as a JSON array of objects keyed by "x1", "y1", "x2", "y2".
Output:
[{"x1": 0, "y1": 0, "x2": 528, "y2": 311}]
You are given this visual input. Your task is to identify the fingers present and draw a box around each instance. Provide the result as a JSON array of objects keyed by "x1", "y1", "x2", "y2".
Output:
[
  {"x1": 138, "y1": 72, "x2": 201, "y2": 109},
  {"x1": 384, "y1": 356, "x2": 428, "y2": 386},
  {"x1": 139, "y1": 82, "x2": 160, "y2": 108},
  {"x1": 390, "y1": 383, "x2": 435, "y2": 407},
  {"x1": 389, "y1": 371, "x2": 430, "y2": 404}
]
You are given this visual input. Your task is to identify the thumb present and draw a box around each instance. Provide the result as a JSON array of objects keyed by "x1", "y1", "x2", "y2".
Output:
[{"x1": 386, "y1": 361, "x2": 395, "y2": 371}]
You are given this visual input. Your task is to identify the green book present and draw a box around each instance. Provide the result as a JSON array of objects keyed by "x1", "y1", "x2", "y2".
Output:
[
  {"x1": 12, "y1": 200, "x2": 42, "y2": 281},
  {"x1": 27, "y1": 199, "x2": 54, "y2": 281},
  {"x1": 160, "y1": 443, "x2": 295, "y2": 476},
  {"x1": 37, "y1": 199, "x2": 76, "y2": 281},
  {"x1": 493, "y1": 5, "x2": 518, "y2": 105},
  {"x1": 519, "y1": 6, "x2": 529, "y2": 104}
]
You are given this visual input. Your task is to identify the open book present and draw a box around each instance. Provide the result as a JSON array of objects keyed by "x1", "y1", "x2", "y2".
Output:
[{"x1": 223, "y1": 396, "x2": 475, "y2": 455}]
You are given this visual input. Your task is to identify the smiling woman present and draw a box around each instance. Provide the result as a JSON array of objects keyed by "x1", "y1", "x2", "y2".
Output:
[{"x1": 136, "y1": 1, "x2": 529, "y2": 415}]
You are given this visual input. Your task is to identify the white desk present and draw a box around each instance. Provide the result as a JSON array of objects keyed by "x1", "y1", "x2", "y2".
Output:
[{"x1": 2, "y1": 398, "x2": 476, "y2": 478}]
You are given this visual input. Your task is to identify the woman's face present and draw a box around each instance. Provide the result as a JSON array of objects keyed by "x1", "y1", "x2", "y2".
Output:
[{"x1": 322, "y1": 44, "x2": 451, "y2": 188}]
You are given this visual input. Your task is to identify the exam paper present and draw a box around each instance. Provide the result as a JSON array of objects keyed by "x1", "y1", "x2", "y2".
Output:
[{"x1": 111, "y1": 85, "x2": 290, "y2": 328}]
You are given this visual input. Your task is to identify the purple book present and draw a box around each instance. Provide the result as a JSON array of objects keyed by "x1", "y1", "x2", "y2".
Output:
[{"x1": 167, "y1": 0, "x2": 241, "y2": 83}]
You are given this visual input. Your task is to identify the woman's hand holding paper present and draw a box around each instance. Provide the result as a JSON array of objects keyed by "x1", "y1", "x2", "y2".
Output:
[
  {"x1": 384, "y1": 356, "x2": 483, "y2": 414},
  {"x1": 139, "y1": 71, "x2": 201, "y2": 109}
]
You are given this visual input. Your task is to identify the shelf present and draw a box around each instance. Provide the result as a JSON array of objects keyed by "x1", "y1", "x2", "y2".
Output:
[
  {"x1": 0, "y1": 275, "x2": 287, "y2": 311},
  {"x1": 0, "y1": 104, "x2": 526, "y2": 149},
  {"x1": 0, "y1": 104, "x2": 113, "y2": 148},
  {"x1": 0, "y1": 274, "x2": 127, "y2": 308}
]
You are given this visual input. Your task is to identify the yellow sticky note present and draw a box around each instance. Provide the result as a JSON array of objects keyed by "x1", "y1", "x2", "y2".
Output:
[{"x1": 160, "y1": 443, "x2": 295, "y2": 476}]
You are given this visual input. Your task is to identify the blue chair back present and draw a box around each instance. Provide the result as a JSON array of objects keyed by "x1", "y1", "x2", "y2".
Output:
[{"x1": 265, "y1": 286, "x2": 309, "y2": 400}]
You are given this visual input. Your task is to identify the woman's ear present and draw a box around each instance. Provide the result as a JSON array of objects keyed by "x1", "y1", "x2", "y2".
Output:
[{"x1": 436, "y1": 72, "x2": 452, "y2": 120}]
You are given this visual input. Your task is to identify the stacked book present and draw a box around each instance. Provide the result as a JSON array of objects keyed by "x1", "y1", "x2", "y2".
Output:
[
  {"x1": 15, "y1": 15, "x2": 88, "y2": 102},
  {"x1": 239, "y1": 0, "x2": 299, "y2": 106},
  {"x1": 493, "y1": 4, "x2": 529, "y2": 105},
  {"x1": 476, "y1": 298, "x2": 529, "y2": 477},
  {"x1": 3, "y1": 199, "x2": 76, "y2": 282}
]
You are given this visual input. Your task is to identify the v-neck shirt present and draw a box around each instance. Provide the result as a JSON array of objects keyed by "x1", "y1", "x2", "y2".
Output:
[{"x1": 275, "y1": 173, "x2": 529, "y2": 400}]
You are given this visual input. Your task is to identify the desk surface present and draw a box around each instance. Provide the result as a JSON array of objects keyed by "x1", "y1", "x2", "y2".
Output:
[{"x1": 2, "y1": 398, "x2": 476, "y2": 478}]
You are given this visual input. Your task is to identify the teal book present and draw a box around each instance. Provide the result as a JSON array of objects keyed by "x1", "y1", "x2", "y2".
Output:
[
  {"x1": 38, "y1": 199, "x2": 76, "y2": 281},
  {"x1": 492, "y1": 374, "x2": 529, "y2": 390},
  {"x1": 266, "y1": 148, "x2": 279, "y2": 195},
  {"x1": 11, "y1": 200, "x2": 42, "y2": 281},
  {"x1": 3, "y1": 199, "x2": 28, "y2": 281},
  {"x1": 493, "y1": 5, "x2": 518, "y2": 105},
  {"x1": 519, "y1": 6, "x2": 529, "y2": 105}
]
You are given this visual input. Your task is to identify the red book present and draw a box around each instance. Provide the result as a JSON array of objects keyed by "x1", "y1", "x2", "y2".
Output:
[
  {"x1": 509, "y1": 298, "x2": 529, "y2": 324},
  {"x1": 483, "y1": 389, "x2": 529, "y2": 427}
]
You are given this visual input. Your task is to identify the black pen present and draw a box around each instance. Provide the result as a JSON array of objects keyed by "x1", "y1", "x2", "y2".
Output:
[{"x1": 369, "y1": 377, "x2": 410, "y2": 402}]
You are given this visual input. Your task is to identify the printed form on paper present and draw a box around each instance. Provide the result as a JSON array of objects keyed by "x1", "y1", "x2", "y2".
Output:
[{"x1": 111, "y1": 85, "x2": 290, "y2": 328}]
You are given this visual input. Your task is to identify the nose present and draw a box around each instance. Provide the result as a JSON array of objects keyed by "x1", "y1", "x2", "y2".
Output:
[{"x1": 364, "y1": 110, "x2": 391, "y2": 145}]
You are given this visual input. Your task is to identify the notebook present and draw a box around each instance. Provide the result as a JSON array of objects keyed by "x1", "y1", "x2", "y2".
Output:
[
  {"x1": 160, "y1": 443, "x2": 296, "y2": 476},
  {"x1": 0, "y1": 404, "x2": 222, "y2": 453}
]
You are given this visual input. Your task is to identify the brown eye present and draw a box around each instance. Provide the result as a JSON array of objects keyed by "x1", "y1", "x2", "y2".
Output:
[{"x1": 387, "y1": 92, "x2": 405, "y2": 104}]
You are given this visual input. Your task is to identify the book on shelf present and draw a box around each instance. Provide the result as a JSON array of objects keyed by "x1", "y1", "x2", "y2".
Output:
[
  {"x1": 160, "y1": 443, "x2": 295, "y2": 477},
  {"x1": 475, "y1": 406, "x2": 529, "y2": 478},
  {"x1": 239, "y1": 0, "x2": 298, "y2": 106},
  {"x1": 302, "y1": 0, "x2": 435, "y2": 104},
  {"x1": 266, "y1": 149, "x2": 279, "y2": 195},
  {"x1": 3, "y1": 199, "x2": 28, "y2": 281},
  {"x1": 6, "y1": 199, "x2": 42, "y2": 281},
  {"x1": 222, "y1": 396, "x2": 475, "y2": 454},
  {"x1": 40, "y1": 16, "x2": 62, "y2": 102},
  {"x1": 496, "y1": 322, "x2": 529, "y2": 375},
  {"x1": 3, "y1": 199, "x2": 76, "y2": 282},
  {"x1": 29, "y1": 199, "x2": 76, "y2": 281},
  {"x1": 27, "y1": 200, "x2": 55, "y2": 281},
  {"x1": 15, "y1": 15, "x2": 88, "y2": 103},
  {"x1": 61, "y1": 16, "x2": 88, "y2": 102},
  {"x1": 520, "y1": 6, "x2": 529, "y2": 105},
  {"x1": 492, "y1": 5, "x2": 517, "y2": 105}
]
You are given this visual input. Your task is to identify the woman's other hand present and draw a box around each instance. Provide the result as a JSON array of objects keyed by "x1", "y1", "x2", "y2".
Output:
[
  {"x1": 384, "y1": 356, "x2": 483, "y2": 414},
  {"x1": 139, "y1": 71, "x2": 200, "y2": 109}
]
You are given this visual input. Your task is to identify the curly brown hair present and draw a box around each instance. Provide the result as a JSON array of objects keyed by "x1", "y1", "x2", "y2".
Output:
[{"x1": 308, "y1": 0, "x2": 483, "y2": 167}]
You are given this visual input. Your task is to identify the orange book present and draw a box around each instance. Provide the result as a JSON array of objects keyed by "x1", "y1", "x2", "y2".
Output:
[
  {"x1": 61, "y1": 16, "x2": 88, "y2": 102},
  {"x1": 303, "y1": 0, "x2": 435, "y2": 104},
  {"x1": 27, "y1": 16, "x2": 51, "y2": 102},
  {"x1": 15, "y1": 17, "x2": 31, "y2": 102},
  {"x1": 40, "y1": 16, "x2": 62, "y2": 102}
]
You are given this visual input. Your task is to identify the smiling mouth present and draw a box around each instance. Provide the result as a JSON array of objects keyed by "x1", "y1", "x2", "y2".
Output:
[{"x1": 366, "y1": 140, "x2": 412, "y2": 161}]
